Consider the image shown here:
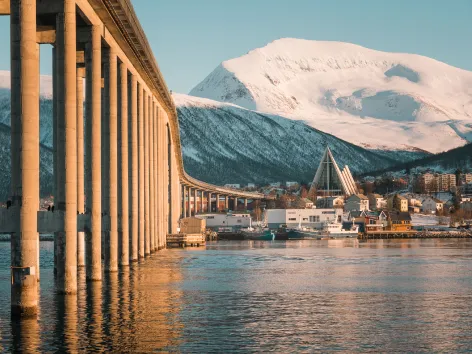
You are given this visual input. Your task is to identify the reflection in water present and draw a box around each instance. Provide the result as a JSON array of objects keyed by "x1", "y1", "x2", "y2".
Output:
[{"x1": 0, "y1": 240, "x2": 472, "y2": 351}]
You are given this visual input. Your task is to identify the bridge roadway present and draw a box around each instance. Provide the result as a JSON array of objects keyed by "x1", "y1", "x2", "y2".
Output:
[{"x1": 0, "y1": 0, "x2": 271, "y2": 316}]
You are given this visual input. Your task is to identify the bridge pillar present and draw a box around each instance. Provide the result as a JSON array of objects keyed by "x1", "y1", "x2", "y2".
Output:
[
  {"x1": 200, "y1": 190, "x2": 204, "y2": 213},
  {"x1": 187, "y1": 187, "x2": 192, "y2": 218},
  {"x1": 85, "y1": 25, "x2": 102, "y2": 281},
  {"x1": 77, "y1": 66, "x2": 85, "y2": 268},
  {"x1": 233, "y1": 197, "x2": 238, "y2": 211},
  {"x1": 138, "y1": 84, "x2": 145, "y2": 259},
  {"x1": 225, "y1": 196, "x2": 229, "y2": 211},
  {"x1": 216, "y1": 194, "x2": 220, "y2": 212},
  {"x1": 129, "y1": 74, "x2": 138, "y2": 262},
  {"x1": 194, "y1": 188, "x2": 198, "y2": 215},
  {"x1": 10, "y1": 0, "x2": 40, "y2": 316},
  {"x1": 244, "y1": 198, "x2": 248, "y2": 210},
  {"x1": 104, "y1": 47, "x2": 118, "y2": 273},
  {"x1": 55, "y1": 0, "x2": 78, "y2": 293},
  {"x1": 119, "y1": 60, "x2": 129, "y2": 265},
  {"x1": 182, "y1": 185, "x2": 187, "y2": 218},
  {"x1": 150, "y1": 100, "x2": 155, "y2": 253},
  {"x1": 144, "y1": 92, "x2": 150, "y2": 256},
  {"x1": 207, "y1": 192, "x2": 212, "y2": 213}
]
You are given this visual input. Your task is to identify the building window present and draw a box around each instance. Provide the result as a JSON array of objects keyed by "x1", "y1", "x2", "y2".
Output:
[{"x1": 288, "y1": 218, "x2": 296, "y2": 221}]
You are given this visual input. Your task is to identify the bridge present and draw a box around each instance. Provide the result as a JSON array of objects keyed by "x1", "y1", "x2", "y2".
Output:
[{"x1": 0, "y1": 0, "x2": 269, "y2": 316}]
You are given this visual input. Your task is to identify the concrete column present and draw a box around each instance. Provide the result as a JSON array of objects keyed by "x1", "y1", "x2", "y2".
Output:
[
  {"x1": 138, "y1": 84, "x2": 144, "y2": 259},
  {"x1": 56, "y1": 0, "x2": 78, "y2": 294},
  {"x1": 207, "y1": 192, "x2": 212, "y2": 213},
  {"x1": 144, "y1": 93, "x2": 150, "y2": 256},
  {"x1": 233, "y1": 197, "x2": 238, "y2": 211},
  {"x1": 225, "y1": 196, "x2": 229, "y2": 211},
  {"x1": 244, "y1": 198, "x2": 248, "y2": 210},
  {"x1": 101, "y1": 52, "x2": 110, "y2": 270},
  {"x1": 118, "y1": 61, "x2": 129, "y2": 266},
  {"x1": 52, "y1": 46, "x2": 58, "y2": 277},
  {"x1": 200, "y1": 190, "x2": 204, "y2": 213},
  {"x1": 10, "y1": 0, "x2": 39, "y2": 316},
  {"x1": 149, "y1": 100, "x2": 155, "y2": 252},
  {"x1": 77, "y1": 67, "x2": 85, "y2": 268},
  {"x1": 106, "y1": 49, "x2": 118, "y2": 272},
  {"x1": 85, "y1": 25, "x2": 102, "y2": 281},
  {"x1": 194, "y1": 188, "x2": 198, "y2": 215},
  {"x1": 216, "y1": 194, "x2": 220, "y2": 212},
  {"x1": 182, "y1": 185, "x2": 186, "y2": 219},
  {"x1": 152, "y1": 102, "x2": 157, "y2": 251},
  {"x1": 129, "y1": 75, "x2": 138, "y2": 261},
  {"x1": 187, "y1": 187, "x2": 192, "y2": 217}
]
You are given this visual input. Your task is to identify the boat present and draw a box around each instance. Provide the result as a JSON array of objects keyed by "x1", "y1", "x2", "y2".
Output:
[
  {"x1": 287, "y1": 215, "x2": 322, "y2": 239},
  {"x1": 240, "y1": 217, "x2": 276, "y2": 240},
  {"x1": 321, "y1": 221, "x2": 359, "y2": 238}
]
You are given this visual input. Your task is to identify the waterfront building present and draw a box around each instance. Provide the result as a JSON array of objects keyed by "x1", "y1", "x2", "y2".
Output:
[
  {"x1": 344, "y1": 194, "x2": 369, "y2": 212},
  {"x1": 309, "y1": 146, "x2": 358, "y2": 197},
  {"x1": 198, "y1": 213, "x2": 251, "y2": 231},
  {"x1": 224, "y1": 184, "x2": 241, "y2": 189},
  {"x1": 385, "y1": 212, "x2": 412, "y2": 231},
  {"x1": 264, "y1": 208, "x2": 343, "y2": 229}
]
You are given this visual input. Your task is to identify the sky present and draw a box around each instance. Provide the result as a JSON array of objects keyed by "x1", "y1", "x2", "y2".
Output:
[{"x1": 0, "y1": 0, "x2": 471, "y2": 93}]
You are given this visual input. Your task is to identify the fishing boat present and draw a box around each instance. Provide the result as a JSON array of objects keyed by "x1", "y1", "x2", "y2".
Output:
[
  {"x1": 321, "y1": 221, "x2": 359, "y2": 238},
  {"x1": 287, "y1": 215, "x2": 322, "y2": 239},
  {"x1": 240, "y1": 218, "x2": 276, "y2": 240}
]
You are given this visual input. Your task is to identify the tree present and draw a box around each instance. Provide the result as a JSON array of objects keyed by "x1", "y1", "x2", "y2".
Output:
[{"x1": 300, "y1": 186, "x2": 308, "y2": 199}]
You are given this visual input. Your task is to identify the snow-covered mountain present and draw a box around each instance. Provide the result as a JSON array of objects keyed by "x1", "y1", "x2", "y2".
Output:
[
  {"x1": 175, "y1": 93, "x2": 425, "y2": 185},
  {"x1": 190, "y1": 39, "x2": 472, "y2": 153}
]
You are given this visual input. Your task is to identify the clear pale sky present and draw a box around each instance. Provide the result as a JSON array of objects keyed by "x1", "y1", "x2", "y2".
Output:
[{"x1": 0, "y1": 0, "x2": 470, "y2": 93}]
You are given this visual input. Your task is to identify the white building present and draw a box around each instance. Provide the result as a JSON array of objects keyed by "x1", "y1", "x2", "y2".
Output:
[
  {"x1": 270, "y1": 182, "x2": 281, "y2": 188},
  {"x1": 344, "y1": 194, "x2": 369, "y2": 212},
  {"x1": 224, "y1": 184, "x2": 241, "y2": 189},
  {"x1": 247, "y1": 183, "x2": 256, "y2": 189},
  {"x1": 286, "y1": 181, "x2": 298, "y2": 188},
  {"x1": 367, "y1": 193, "x2": 385, "y2": 210},
  {"x1": 264, "y1": 208, "x2": 343, "y2": 229},
  {"x1": 421, "y1": 197, "x2": 444, "y2": 214},
  {"x1": 197, "y1": 213, "x2": 251, "y2": 231}
]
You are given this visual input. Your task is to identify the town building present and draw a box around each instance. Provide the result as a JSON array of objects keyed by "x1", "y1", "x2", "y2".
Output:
[
  {"x1": 387, "y1": 194, "x2": 408, "y2": 212},
  {"x1": 247, "y1": 183, "x2": 256, "y2": 189},
  {"x1": 224, "y1": 184, "x2": 241, "y2": 189},
  {"x1": 264, "y1": 208, "x2": 343, "y2": 229},
  {"x1": 269, "y1": 182, "x2": 281, "y2": 188},
  {"x1": 367, "y1": 193, "x2": 385, "y2": 210},
  {"x1": 316, "y1": 196, "x2": 344, "y2": 209},
  {"x1": 309, "y1": 146, "x2": 358, "y2": 197},
  {"x1": 385, "y1": 211, "x2": 412, "y2": 231},
  {"x1": 344, "y1": 194, "x2": 369, "y2": 212},
  {"x1": 286, "y1": 181, "x2": 299, "y2": 188},
  {"x1": 421, "y1": 196, "x2": 444, "y2": 214},
  {"x1": 438, "y1": 174, "x2": 456, "y2": 191}
]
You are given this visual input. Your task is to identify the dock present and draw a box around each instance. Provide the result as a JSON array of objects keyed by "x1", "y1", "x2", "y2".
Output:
[
  {"x1": 167, "y1": 233, "x2": 206, "y2": 248},
  {"x1": 359, "y1": 230, "x2": 472, "y2": 239}
]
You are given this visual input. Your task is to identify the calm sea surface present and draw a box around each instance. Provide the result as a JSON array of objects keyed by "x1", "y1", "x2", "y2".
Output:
[{"x1": 0, "y1": 239, "x2": 472, "y2": 352}]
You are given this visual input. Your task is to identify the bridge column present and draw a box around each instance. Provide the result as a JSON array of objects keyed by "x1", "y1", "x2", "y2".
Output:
[
  {"x1": 194, "y1": 188, "x2": 198, "y2": 215},
  {"x1": 104, "y1": 48, "x2": 118, "y2": 273},
  {"x1": 55, "y1": 0, "x2": 78, "y2": 293},
  {"x1": 216, "y1": 194, "x2": 220, "y2": 212},
  {"x1": 149, "y1": 99, "x2": 155, "y2": 253},
  {"x1": 187, "y1": 187, "x2": 191, "y2": 217},
  {"x1": 10, "y1": 0, "x2": 40, "y2": 316},
  {"x1": 233, "y1": 197, "x2": 238, "y2": 211},
  {"x1": 138, "y1": 84, "x2": 144, "y2": 259},
  {"x1": 119, "y1": 61, "x2": 129, "y2": 266},
  {"x1": 225, "y1": 196, "x2": 229, "y2": 211},
  {"x1": 182, "y1": 185, "x2": 187, "y2": 218},
  {"x1": 200, "y1": 190, "x2": 204, "y2": 213},
  {"x1": 85, "y1": 25, "x2": 102, "y2": 281},
  {"x1": 77, "y1": 67, "x2": 85, "y2": 268},
  {"x1": 144, "y1": 93, "x2": 150, "y2": 256},
  {"x1": 207, "y1": 192, "x2": 212, "y2": 212},
  {"x1": 244, "y1": 198, "x2": 248, "y2": 210},
  {"x1": 129, "y1": 74, "x2": 138, "y2": 262}
]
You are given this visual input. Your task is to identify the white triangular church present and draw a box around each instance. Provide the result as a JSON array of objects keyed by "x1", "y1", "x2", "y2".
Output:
[{"x1": 310, "y1": 146, "x2": 358, "y2": 197}]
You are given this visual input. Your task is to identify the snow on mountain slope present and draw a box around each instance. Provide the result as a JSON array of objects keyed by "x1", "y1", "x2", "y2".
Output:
[
  {"x1": 190, "y1": 39, "x2": 472, "y2": 153},
  {"x1": 174, "y1": 93, "x2": 426, "y2": 185}
]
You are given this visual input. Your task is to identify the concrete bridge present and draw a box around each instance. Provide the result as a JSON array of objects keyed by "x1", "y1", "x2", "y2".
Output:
[{"x1": 0, "y1": 0, "x2": 269, "y2": 316}]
